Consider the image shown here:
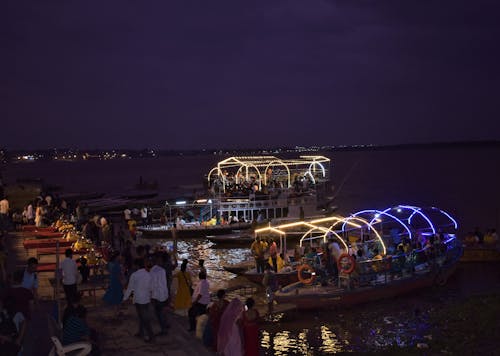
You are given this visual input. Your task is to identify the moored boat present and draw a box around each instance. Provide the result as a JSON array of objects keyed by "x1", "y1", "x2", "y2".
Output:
[
  {"x1": 275, "y1": 236, "x2": 462, "y2": 310},
  {"x1": 255, "y1": 204, "x2": 463, "y2": 310},
  {"x1": 207, "y1": 230, "x2": 254, "y2": 246},
  {"x1": 242, "y1": 267, "x2": 299, "y2": 286}
]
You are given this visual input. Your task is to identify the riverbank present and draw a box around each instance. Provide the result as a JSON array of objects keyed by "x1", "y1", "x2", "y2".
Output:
[{"x1": 2, "y1": 230, "x2": 215, "y2": 356}]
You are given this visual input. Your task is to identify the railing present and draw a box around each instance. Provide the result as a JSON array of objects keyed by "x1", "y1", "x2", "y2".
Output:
[{"x1": 339, "y1": 237, "x2": 462, "y2": 288}]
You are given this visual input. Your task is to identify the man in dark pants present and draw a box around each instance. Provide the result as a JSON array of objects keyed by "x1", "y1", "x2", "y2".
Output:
[
  {"x1": 123, "y1": 258, "x2": 154, "y2": 342},
  {"x1": 188, "y1": 271, "x2": 210, "y2": 331},
  {"x1": 61, "y1": 249, "x2": 79, "y2": 303}
]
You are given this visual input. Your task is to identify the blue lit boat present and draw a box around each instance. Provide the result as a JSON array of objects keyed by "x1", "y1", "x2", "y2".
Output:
[{"x1": 257, "y1": 205, "x2": 463, "y2": 310}]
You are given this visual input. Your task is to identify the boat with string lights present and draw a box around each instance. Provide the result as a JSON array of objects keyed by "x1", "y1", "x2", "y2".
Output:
[
  {"x1": 137, "y1": 155, "x2": 332, "y2": 238},
  {"x1": 259, "y1": 205, "x2": 463, "y2": 310}
]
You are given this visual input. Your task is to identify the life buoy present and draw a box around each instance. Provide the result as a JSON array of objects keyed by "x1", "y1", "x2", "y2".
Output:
[
  {"x1": 337, "y1": 253, "x2": 356, "y2": 274},
  {"x1": 297, "y1": 264, "x2": 315, "y2": 285}
]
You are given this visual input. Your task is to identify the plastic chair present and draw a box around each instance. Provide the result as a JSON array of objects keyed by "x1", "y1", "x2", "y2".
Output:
[{"x1": 48, "y1": 336, "x2": 92, "y2": 356}]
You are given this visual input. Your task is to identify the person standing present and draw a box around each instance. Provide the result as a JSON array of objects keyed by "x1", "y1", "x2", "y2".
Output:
[
  {"x1": 123, "y1": 258, "x2": 154, "y2": 342},
  {"x1": 21, "y1": 257, "x2": 39, "y2": 304},
  {"x1": 269, "y1": 239, "x2": 278, "y2": 272},
  {"x1": 188, "y1": 271, "x2": 210, "y2": 332},
  {"x1": 25, "y1": 202, "x2": 34, "y2": 225},
  {"x1": 174, "y1": 260, "x2": 192, "y2": 315},
  {"x1": 0, "y1": 196, "x2": 9, "y2": 236},
  {"x1": 150, "y1": 254, "x2": 169, "y2": 335},
  {"x1": 102, "y1": 252, "x2": 123, "y2": 317},
  {"x1": 250, "y1": 237, "x2": 265, "y2": 273},
  {"x1": 61, "y1": 249, "x2": 79, "y2": 303},
  {"x1": 239, "y1": 297, "x2": 260, "y2": 356}
]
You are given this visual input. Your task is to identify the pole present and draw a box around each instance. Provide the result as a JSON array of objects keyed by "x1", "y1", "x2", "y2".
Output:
[{"x1": 55, "y1": 240, "x2": 61, "y2": 326}]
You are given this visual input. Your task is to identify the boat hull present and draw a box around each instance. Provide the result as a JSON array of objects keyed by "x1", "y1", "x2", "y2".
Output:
[
  {"x1": 275, "y1": 257, "x2": 460, "y2": 310},
  {"x1": 242, "y1": 270, "x2": 299, "y2": 286},
  {"x1": 138, "y1": 222, "x2": 252, "y2": 239},
  {"x1": 207, "y1": 232, "x2": 254, "y2": 246}
]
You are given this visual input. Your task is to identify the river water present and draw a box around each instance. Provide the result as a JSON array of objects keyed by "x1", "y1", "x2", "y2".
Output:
[
  {"x1": 2, "y1": 144, "x2": 500, "y2": 353},
  {"x1": 142, "y1": 235, "x2": 500, "y2": 354}
]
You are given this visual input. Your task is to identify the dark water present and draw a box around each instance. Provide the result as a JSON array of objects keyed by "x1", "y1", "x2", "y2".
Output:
[{"x1": 258, "y1": 262, "x2": 500, "y2": 354}]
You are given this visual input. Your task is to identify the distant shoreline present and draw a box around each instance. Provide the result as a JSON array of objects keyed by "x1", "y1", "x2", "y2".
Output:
[{"x1": 1, "y1": 139, "x2": 499, "y2": 163}]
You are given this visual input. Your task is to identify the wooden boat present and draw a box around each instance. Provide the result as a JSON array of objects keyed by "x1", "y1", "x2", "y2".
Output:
[
  {"x1": 223, "y1": 261, "x2": 255, "y2": 275},
  {"x1": 274, "y1": 237, "x2": 463, "y2": 310},
  {"x1": 461, "y1": 244, "x2": 500, "y2": 262},
  {"x1": 137, "y1": 221, "x2": 252, "y2": 239},
  {"x1": 207, "y1": 230, "x2": 254, "y2": 246},
  {"x1": 242, "y1": 267, "x2": 299, "y2": 286}
]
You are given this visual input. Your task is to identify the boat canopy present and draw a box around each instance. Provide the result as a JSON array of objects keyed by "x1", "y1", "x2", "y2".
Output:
[
  {"x1": 254, "y1": 205, "x2": 458, "y2": 256},
  {"x1": 207, "y1": 155, "x2": 330, "y2": 192}
]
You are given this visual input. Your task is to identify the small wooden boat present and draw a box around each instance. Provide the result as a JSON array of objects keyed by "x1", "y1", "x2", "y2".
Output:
[
  {"x1": 207, "y1": 231, "x2": 254, "y2": 246},
  {"x1": 241, "y1": 267, "x2": 299, "y2": 286},
  {"x1": 223, "y1": 261, "x2": 255, "y2": 275}
]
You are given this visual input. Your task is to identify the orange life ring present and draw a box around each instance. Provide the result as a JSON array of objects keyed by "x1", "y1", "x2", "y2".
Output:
[
  {"x1": 337, "y1": 253, "x2": 356, "y2": 274},
  {"x1": 297, "y1": 264, "x2": 315, "y2": 285}
]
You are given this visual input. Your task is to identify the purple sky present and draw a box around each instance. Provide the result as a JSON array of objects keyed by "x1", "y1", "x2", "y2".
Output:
[{"x1": 2, "y1": 1, "x2": 499, "y2": 149}]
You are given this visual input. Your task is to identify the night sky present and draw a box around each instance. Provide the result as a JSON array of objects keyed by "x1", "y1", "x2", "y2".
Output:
[{"x1": 2, "y1": 1, "x2": 499, "y2": 149}]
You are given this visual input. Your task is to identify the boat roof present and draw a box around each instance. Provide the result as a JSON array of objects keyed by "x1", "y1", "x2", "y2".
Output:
[{"x1": 254, "y1": 204, "x2": 458, "y2": 256}]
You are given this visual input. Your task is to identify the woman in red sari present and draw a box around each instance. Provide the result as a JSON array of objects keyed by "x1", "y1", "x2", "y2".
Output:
[{"x1": 240, "y1": 297, "x2": 260, "y2": 356}]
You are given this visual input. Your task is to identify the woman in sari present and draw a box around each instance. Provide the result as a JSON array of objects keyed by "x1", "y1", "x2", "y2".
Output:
[
  {"x1": 240, "y1": 298, "x2": 260, "y2": 356},
  {"x1": 174, "y1": 259, "x2": 192, "y2": 315},
  {"x1": 218, "y1": 298, "x2": 244, "y2": 356}
]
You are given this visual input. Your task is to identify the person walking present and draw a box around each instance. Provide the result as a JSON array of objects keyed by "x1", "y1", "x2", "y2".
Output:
[
  {"x1": 150, "y1": 253, "x2": 169, "y2": 335},
  {"x1": 188, "y1": 271, "x2": 210, "y2": 332},
  {"x1": 123, "y1": 258, "x2": 154, "y2": 342},
  {"x1": 61, "y1": 249, "x2": 79, "y2": 304}
]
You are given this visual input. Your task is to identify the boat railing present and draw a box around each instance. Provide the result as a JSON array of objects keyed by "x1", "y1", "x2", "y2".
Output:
[{"x1": 345, "y1": 236, "x2": 461, "y2": 288}]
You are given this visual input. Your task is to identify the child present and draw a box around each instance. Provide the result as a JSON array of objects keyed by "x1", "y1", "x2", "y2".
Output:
[{"x1": 78, "y1": 256, "x2": 90, "y2": 284}]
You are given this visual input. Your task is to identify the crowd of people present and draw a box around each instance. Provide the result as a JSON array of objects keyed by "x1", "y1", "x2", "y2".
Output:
[{"x1": 0, "y1": 192, "x2": 263, "y2": 356}]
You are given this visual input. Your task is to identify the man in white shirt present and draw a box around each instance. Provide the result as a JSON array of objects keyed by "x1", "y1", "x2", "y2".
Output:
[
  {"x1": 123, "y1": 258, "x2": 154, "y2": 342},
  {"x1": 188, "y1": 271, "x2": 210, "y2": 332},
  {"x1": 150, "y1": 254, "x2": 169, "y2": 335},
  {"x1": 61, "y1": 249, "x2": 79, "y2": 303},
  {"x1": 140, "y1": 207, "x2": 148, "y2": 224},
  {"x1": 123, "y1": 208, "x2": 131, "y2": 221}
]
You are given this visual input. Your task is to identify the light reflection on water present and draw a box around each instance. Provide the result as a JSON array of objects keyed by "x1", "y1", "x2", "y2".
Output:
[
  {"x1": 139, "y1": 238, "x2": 500, "y2": 354},
  {"x1": 139, "y1": 237, "x2": 253, "y2": 290}
]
